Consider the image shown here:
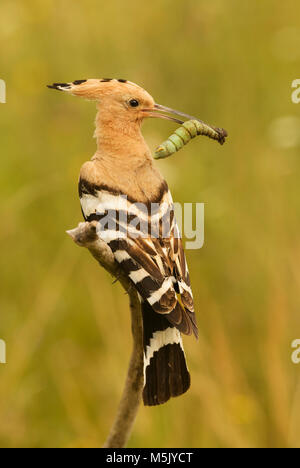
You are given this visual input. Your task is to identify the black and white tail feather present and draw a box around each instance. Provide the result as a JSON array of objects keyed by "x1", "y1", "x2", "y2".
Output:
[
  {"x1": 142, "y1": 301, "x2": 190, "y2": 405},
  {"x1": 79, "y1": 178, "x2": 198, "y2": 406}
]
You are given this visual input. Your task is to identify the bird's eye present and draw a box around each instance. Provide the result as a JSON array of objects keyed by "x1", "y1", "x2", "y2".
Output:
[{"x1": 129, "y1": 99, "x2": 139, "y2": 107}]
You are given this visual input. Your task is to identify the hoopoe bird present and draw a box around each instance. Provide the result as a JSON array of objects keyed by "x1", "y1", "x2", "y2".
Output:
[{"x1": 48, "y1": 78, "x2": 198, "y2": 406}]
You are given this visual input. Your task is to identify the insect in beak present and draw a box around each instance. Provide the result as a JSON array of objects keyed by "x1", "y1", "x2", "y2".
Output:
[{"x1": 143, "y1": 103, "x2": 228, "y2": 143}]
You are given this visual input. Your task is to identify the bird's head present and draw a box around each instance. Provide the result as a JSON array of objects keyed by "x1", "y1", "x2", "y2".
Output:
[{"x1": 47, "y1": 78, "x2": 204, "y2": 127}]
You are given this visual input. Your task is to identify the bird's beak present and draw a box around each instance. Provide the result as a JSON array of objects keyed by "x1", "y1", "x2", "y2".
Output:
[
  {"x1": 142, "y1": 104, "x2": 185, "y2": 124},
  {"x1": 143, "y1": 103, "x2": 227, "y2": 142}
]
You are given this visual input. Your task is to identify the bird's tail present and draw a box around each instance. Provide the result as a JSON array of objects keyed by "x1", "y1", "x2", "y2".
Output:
[{"x1": 142, "y1": 300, "x2": 190, "y2": 406}]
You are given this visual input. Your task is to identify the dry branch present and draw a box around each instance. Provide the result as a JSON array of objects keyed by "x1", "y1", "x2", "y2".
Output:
[{"x1": 67, "y1": 221, "x2": 144, "y2": 448}]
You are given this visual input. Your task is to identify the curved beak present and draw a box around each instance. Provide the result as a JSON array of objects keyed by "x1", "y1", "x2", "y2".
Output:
[{"x1": 143, "y1": 103, "x2": 228, "y2": 143}]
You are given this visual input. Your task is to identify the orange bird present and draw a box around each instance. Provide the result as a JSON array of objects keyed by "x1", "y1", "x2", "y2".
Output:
[{"x1": 48, "y1": 78, "x2": 198, "y2": 406}]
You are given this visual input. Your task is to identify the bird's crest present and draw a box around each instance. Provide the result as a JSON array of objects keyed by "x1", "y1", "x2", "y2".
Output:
[{"x1": 47, "y1": 78, "x2": 143, "y2": 100}]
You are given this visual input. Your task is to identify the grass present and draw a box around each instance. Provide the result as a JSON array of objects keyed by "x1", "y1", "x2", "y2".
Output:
[{"x1": 0, "y1": 0, "x2": 300, "y2": 448}]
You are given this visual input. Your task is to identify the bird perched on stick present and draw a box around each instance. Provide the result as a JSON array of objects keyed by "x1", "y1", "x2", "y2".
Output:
[{"x1": 48, "y1": 78, "x2": 199, "y2": 406}]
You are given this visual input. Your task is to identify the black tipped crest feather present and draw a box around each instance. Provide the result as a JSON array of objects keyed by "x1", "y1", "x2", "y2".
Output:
[
  {"x1": 47, "y1": 80, "x2": 87, "y2": 91},
  {"x1": 47, "y1": 82, "x2": 71, "y2": 91},
  {"x1": 73, "y1": 79, "x2": 87, "y2": 85}
]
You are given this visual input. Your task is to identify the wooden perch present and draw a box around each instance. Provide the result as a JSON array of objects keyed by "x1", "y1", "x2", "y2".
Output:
[{"x1": 67, "y1": 221, "x2": 144, "y2": 448}]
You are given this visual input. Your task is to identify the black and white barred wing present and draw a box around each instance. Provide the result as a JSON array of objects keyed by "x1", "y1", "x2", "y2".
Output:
[
  {"x1": 80, "y1": 182, "x2": 198, "y2": 405},
  {"x1": 80, "y1": 183, "x2": 197, "y2": 337}
]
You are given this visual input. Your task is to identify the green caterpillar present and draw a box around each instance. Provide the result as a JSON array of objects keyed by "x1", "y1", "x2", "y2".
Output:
[{"x1": 154, "y1": 120, "x2": 227, "y2": 160}]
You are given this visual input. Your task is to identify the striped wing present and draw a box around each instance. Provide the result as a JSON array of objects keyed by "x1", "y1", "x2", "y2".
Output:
[{"x1": 79, "y1": 181, "x2": 198, "y2": 338}]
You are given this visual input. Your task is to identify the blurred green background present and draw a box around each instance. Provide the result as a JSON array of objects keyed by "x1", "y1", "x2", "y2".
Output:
[{"x1": 1, "y1": 0, "x2": 300, "y2": 448}]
